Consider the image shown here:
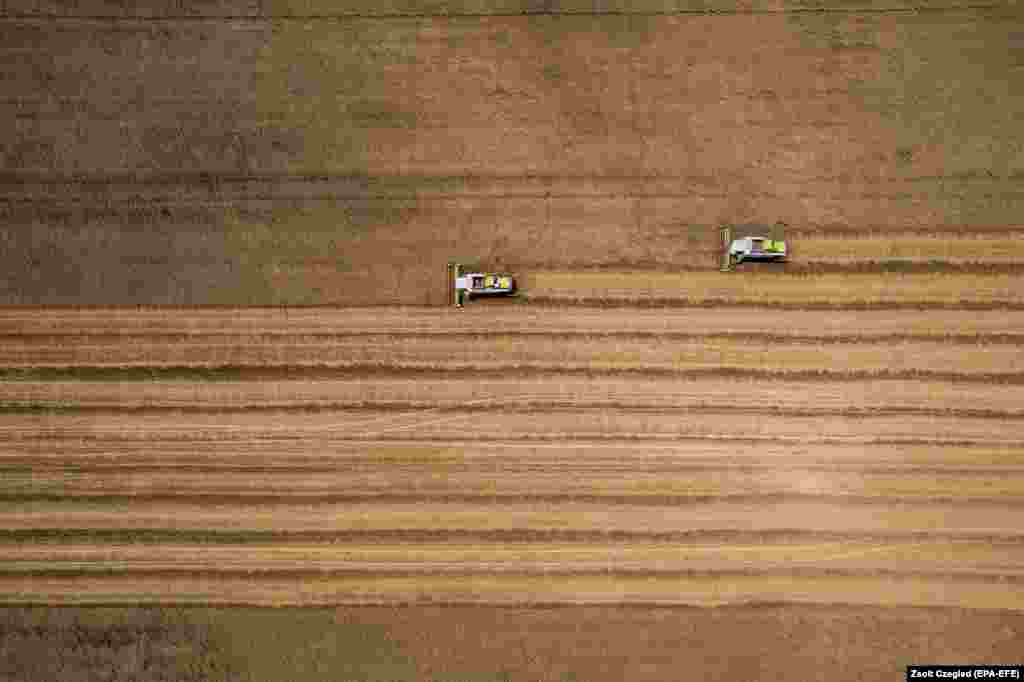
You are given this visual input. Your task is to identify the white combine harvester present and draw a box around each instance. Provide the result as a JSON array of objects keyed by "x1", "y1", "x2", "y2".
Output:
[
  {"x1": 446, "y1": 262, "x2": 517, "y2": 307},
  {"x1": 720, "y1": 225, "x2": 789, "y2": 271}
]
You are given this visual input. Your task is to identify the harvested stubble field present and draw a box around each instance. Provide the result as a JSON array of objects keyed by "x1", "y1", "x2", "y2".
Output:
[{"x1": 3, "y1": 303, "x2": 1024, "y2": 679}]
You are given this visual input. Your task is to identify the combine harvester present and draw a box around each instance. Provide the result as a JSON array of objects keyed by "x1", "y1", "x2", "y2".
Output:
[
  {"x1": 446, "y1": 262, "x2": 517, "y2": 307},
  {"x1": 719, "y1": 224, "x2": 789, "y2": 271}
]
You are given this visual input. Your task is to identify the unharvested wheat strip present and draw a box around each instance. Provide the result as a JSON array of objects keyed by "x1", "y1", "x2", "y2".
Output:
[
  {"x1": 6, "y1": 377, "x2": 1024, "y2": 414},
  {"x1": 1, "y1": 572, "x2": 1022, "y2": 610},
  {"x1": 791, "y1": 236, "x2": 1024, "y2": 262},
  {"x1": 778, "y1": 263, "x2": 1024, "y2": 275},
  {"x1": 1, "y1": 337, "x2": 1020, "y2": 375},
  {"x1": 788, "y1": 226, "x2": 1024, "y2": 238},
  {"x1": 1, "y1": 410, "x2": 1020, "y2": 445},
  {"x1": 3, "y1": 307, "x2": 1024, "y2": 338},
  {"x1": 5, "y1": 499, "x2": 1023, "y2": 537},
  {"x1": 527, "y1": 271, "x2": 1024, "y2": 305},
  {"x1": 6, "y1": 538, "x2": 1024, "y2": 576}
]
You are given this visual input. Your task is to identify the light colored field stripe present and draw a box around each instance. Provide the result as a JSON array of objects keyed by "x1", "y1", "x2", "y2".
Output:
[
  {"x1": 5, "y1": 539, "x2": 1024, "y2": 575},
  {"x1": 1, "y1": 335, "x2": 1021, "y2": 374},
  {"x1": 3, "y1": 439, "x2": 1024, "y2": 471},
  {"x1": 6, "y1": 377, "x2": 1024, "y2": 414},
  {"x1": 6, "y1": 466, "x2": 1024, "y2": 501},
  {"x1": 2, "y1": 410, "x2": 1020, "y2": 444},
  {"x1": 793, "y1": 236, "x2": 1024, "y2": 261},
  {"x1": 1, "y1": 573, "x2": 1021, "y2": 610},
  {"x1": 3, "y1": 306, "x2": 1024, "y2": 337},
  {"x1": 4, "y1": 500, "x2": 1023, "y2": 537}
]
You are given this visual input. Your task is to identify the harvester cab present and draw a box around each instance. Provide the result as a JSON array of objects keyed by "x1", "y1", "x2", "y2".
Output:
[{"x1": 447, "y1": 263, "x2": 517, "y2": 306}]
